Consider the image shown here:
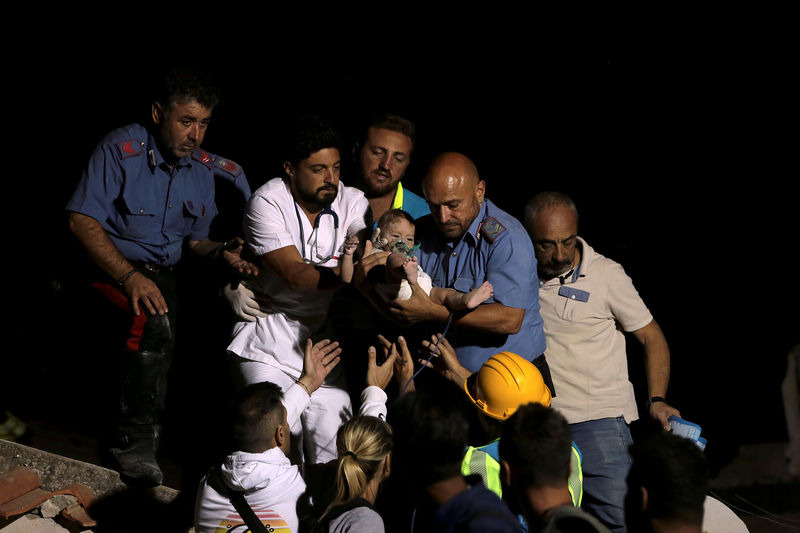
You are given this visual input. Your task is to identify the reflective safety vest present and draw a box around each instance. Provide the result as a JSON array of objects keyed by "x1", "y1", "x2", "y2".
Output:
[{"x1": 461, "y1": 438, "x2": 583, "y2": 507}]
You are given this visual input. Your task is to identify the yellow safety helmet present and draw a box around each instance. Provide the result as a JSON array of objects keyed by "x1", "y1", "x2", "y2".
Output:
[{"x1": 464, "y1": 351, "x2": 552, "y2": 420}]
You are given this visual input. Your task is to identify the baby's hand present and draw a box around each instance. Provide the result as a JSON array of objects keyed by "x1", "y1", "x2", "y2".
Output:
[
  {"x1": 371, "y1": 227, "x2": 388, "y2": 249},
  {"x1": 343, "y1": 235, "x2": 359, "y2": 256}
]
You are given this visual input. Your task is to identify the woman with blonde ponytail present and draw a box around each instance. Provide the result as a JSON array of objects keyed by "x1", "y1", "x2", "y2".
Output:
[{"x1": 313, "y1": 416, "x2": 393, "y2": 533}]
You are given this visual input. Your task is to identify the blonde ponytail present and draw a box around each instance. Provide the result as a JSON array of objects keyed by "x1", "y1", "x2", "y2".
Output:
[{"x1": 327, "y1": 416, "x2": 393, "y2": 510}]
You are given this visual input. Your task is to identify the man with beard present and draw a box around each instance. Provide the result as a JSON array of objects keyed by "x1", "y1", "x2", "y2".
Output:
[
  {"x1": 523, "y1": 191, "x2": 679, "y2": 532},
  {"x1": 65, "y1": 67, "x2": 257, "y2": 487},
  {"x1": 227, "y1": 115, "x2": 370, "y2": 464},
  {"x1": 329, "y1": 114, "x2": 429, "y2": 406},
  {"x1": 352, "y1": 113, "x2": 429, "y2": 224}
]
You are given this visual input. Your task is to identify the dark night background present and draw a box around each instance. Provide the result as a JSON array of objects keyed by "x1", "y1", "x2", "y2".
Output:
[{"x1": 5, "y1": 13, "x2": 797, "y2": 489}]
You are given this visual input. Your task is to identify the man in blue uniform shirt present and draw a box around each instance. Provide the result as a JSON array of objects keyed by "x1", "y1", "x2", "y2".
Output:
[
  {"x1": 65, "y1": 67, "x2": 256, "y2": 486},
  {"x1": 357, "y1": 152, "x2": 551, "y2": 386}
]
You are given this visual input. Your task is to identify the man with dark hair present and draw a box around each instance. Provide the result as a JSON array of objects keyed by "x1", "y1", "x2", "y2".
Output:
[
  {"x1": 624, "y1": 432, "x2": 708, "y2": 533},
  {"x1": 65, "y1": 66, "x2": 256, "y2": 486},
  {"x1": 353, "y1": 113, "x2": 429, "y2": 224},
  {"x1": 523, "y1": 191, "x2": 679, "y2": 531},
  {"x1": 227, "y1": 115, "x2": 370, "y2": 464},
  {"x1": 327, "y1": 113, "x2": 430, "y2": 409},
  {"x1": 388, "y1": 382, "x2": 522, "y2": 532},
  {"x1": 195, "y1": 337, "x2": 342, "y2": 533},
  {"x1": 500, "y1": 403, "x2": 609, "y2": 532}
]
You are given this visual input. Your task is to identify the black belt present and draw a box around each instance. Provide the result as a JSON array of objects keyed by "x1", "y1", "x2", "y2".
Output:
[{"x1": 132, "y1": 261, "x2": 175, "y2": 274}]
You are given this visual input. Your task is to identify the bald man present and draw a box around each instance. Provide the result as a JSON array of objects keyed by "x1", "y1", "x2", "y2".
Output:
[{"x1": 358, "y1": 153, "x2": 550, "y2": 382}]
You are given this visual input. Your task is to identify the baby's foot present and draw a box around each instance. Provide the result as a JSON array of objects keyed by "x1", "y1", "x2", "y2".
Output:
[
  {"x1": 465, "y1": 281, "x2": 493, "y2": 309},
  {"x1": 403, "y1": 257, "x2": 419, "y2": 284}
]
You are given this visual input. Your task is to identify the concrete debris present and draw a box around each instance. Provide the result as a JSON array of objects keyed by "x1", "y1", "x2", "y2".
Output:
[
  {"x1": 37, "y1": 495, "x2": 76, "y2": 519},
  {"x1": 0, "y1": 514, "x2": 69, "y2": 532}
]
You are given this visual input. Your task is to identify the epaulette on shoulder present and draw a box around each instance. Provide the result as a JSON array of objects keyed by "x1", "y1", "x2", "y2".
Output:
[
  {"x1": 479, "y1": 217, "x2": 507, "y2": 243},
  {"x1": 115, "y1": 139, "x2": 144, "y2": 160},
  {"x1": 213, "y1": 156, "x2": 243, "y2": 178},
  {"x1": 192, "y1": 149, "x2": 214, "y2": 169}
]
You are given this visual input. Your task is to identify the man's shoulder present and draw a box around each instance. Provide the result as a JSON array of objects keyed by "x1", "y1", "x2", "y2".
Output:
[
  {"x1": 251, "y1": 177, "x2": 288, "y2": 200},
  {"x1": 482, "y1": 199, "x2": 527, "y2": 241},
  {"x1": 401, "y1": 185, "x2": 431, "y2": 219},
  {"x1": 96, "y1": 123, "x2": 150, "y2": 160},
  {"x1": 578, "y1": 238, "x2": 628, "y2": 278},
  {"x1": 337, "y1": 180, "x2": 369, "y2": 206},
  {"x1": 438, "y1": 481, "x2": 522, "y2": 532},
  {"x1": 543, "y1": 505, "x2": 611, "y2": 532}
]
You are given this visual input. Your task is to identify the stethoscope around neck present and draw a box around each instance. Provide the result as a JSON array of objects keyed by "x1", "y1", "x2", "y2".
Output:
[{"x1": 294, "y1": 200, "x2": 340, "y2": 264}]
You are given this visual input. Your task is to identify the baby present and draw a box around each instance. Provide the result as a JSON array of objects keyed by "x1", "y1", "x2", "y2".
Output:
[{"x1": 340, "y1": 209, "x2": 493, "y2": 310}]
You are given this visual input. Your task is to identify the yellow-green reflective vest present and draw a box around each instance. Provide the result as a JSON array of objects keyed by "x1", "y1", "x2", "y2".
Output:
[{"x1": 461, "y1": 438, "x2": 583, "y2": 507}]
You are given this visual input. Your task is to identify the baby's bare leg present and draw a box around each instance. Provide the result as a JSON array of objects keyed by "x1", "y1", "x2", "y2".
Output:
[
  {"x1": 433, "y1": 281, "x2": 494, "y2": 311},
  {"x1": 463, "y1": 281, "x2": 493, "y2": 309}
]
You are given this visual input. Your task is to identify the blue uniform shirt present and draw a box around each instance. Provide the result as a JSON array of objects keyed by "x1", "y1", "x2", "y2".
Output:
[
  {"x1": 66, "y1": 123, "x2": 217, "y2": 267},
  {"x1": 416, "y1": 199, "x2": 546, "y2": 372}
]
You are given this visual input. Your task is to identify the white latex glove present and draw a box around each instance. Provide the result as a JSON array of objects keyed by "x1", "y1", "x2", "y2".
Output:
[{"x1": 223, "y1": 281, "x2": 268, "y2": 322}]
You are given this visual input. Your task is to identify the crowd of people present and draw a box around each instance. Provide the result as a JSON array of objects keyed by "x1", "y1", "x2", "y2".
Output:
[{"x1": 62, "y1": 67, "x2": 749, "y2": 532}]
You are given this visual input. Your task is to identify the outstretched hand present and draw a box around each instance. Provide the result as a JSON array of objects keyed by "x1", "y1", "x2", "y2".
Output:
[
  {"x1": 369, "y1": 334, "x2": 415, "y2": 392},
  {"x1": 298, "y1": 339, "x2": 342, "y2": 395},
  {"x1": 221, "y1": 237, "x2": 259, "y2": 277},
  {"x1": 419, "y1": 333, "x2": 472, "y2": 386}
]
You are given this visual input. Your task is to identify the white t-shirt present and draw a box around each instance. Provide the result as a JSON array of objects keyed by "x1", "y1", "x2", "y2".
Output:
[{"x1": 228, "y1": 178, "x2": 369, "y2": 377}]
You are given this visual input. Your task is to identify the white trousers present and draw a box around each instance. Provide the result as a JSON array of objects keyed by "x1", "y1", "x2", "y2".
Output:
[{"x1": 231, "y1": 356, "x2": 352, "y2": 465}]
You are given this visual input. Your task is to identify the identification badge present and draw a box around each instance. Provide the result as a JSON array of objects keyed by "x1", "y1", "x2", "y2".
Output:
[{"x1": 558, "y1": 286, "x2": 589, "y2": 302}]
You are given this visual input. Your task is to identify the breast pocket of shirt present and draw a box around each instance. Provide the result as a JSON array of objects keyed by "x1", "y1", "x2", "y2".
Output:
[
  {"x1": 179, "y1": 197, "x2": 205, "y2": 237},
  {"x1": 118, "y1": 188, "x2": 161, "y2": 241},
  {"x1": 557, "y1": 286, "x2": 591, "y2": 321}
]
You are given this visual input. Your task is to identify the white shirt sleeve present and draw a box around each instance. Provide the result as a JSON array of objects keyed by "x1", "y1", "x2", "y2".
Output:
[
  {"x1": 358, "y1": 386, "x2": 388, "y2": 419},
  {"x1": 245, "y1": 183, "x2": 298, "y2": 257}
]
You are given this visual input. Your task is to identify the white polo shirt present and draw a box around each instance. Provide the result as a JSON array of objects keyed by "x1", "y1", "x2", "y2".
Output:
[
  {"x1": 228, "y1": 177, "x2": 369, "y2": 377},
  {"x1": 539, "y1": 237, "x2": 653, "y2": 425}
]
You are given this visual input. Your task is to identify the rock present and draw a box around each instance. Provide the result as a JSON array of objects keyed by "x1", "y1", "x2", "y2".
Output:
[
  {"x1": 0, "y1": 514, "x2": 69, "y2": 532},
  {"x1": 38, "y1": 495, "x2": 77, "y2": 519}
]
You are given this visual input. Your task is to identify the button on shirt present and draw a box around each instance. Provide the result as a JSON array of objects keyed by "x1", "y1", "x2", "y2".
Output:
[
  {"x1": 66, "y1": 123, "x2": 216, "y2": 266},
  {"x1": 416, "y1": 199, "x2": 546, "y2": 372}
]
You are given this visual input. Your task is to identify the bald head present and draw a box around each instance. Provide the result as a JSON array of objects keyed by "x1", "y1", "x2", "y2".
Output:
[{"x1": 422, "y1": 152, "x2": 485, "y2": 240}]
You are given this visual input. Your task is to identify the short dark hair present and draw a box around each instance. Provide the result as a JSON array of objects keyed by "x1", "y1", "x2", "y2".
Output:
[
  {"x1": 376, "y1": 209, "x2": 416, "y2": 233},
  {"x1": 154, "y1": 66, "x2": 220, "y2": 110},
  {"x1": 388, "y1": 382, "x2": 471, "y2": 487},
  {"x1": 284, "y1": 114, "x2": 342, "y2": 166},
  {"x1": 362, "y1": 113, "x2": 416, "y2": 149},
  {"x1": 230, "y1": 381, "x2": 284, "y2": 453},
  {"x1": 499, "y1": 403, "x2": 572, "y2": 490},
  {"x1": 626, "y1": 432, "x2": 708, "y2": 526}
]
